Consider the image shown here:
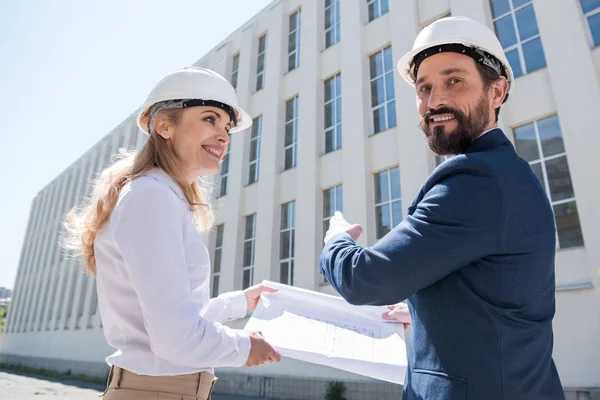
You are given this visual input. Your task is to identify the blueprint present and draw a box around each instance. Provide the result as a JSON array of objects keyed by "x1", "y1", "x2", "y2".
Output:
[{"x1": 243, "y1": 281, "x2": 407, "y2": 384}]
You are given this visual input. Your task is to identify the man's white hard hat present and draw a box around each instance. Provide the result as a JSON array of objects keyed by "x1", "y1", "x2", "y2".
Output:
[
  {"x1": 397, "y1": 16, "x2": 514, "y2": 98},
  {"x1": 137, "y1": 67, "x2": 252, "y2": 135}
]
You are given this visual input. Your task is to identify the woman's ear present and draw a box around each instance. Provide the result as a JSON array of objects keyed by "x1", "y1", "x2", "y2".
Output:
[{"x1": 154, "y1": 114, "x2": 174, "y2": 140}]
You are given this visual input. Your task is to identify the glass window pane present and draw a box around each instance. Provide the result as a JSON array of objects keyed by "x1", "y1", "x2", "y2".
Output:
[
  {"x1": 288, "y1": 54, "x2": 296, "y2": 72},
  {"x1": 553, "y1": 202, "x2": 584, "y2": 248},
  {"x1": 369, "y1": 52, "x2": 383, "y2": 79},
  {"x1": 325, "y1": 30, "x2": 334, "y2": 48},
  {"x1": 257, "y1": 54, "x2": 265, "y2": 72},
  {"x1": 243, "y1": 269, "x2": 251, "y2": 289},
  {"x1": 387, "y1": 100, "x2": 397, "y2": 129},
  {"x1": 588, "y1": 13, "x2": 600, "y2": 48},
  {"x1": 323, "y1": 219, "x2": 330, "y2": 239},
  {"x1": 335, "y1": 98, "x2": 342, "y2": 124},
  {"x1": 581, "y1": 0, "x2": 600, "y2": 13},
  {"x1": 325, "y1": 7, "x2": 332, "y2": 29},
  {"x1": 530, "y1": 162, "x2": 545, "y2": 189},
  {"x1": 376, "y1": 204, "x2": 391, "y2": 239},
  {"x1": 515, "y1": 5, "x2": 539, "y2": 41},
  {"x1": 281, "y1": 204, "x2": 289, "y2": 229},
  {"x1": 214, "y1": 249, "x2": 222, "y2": 273},
  {"x1": 324, "y1": 102, "x2": 334, "y2": 128},
  {"x1": 390, "y1": 167, "x2": 401, "y2": 199},
  {"x1": 280, "y1": 262, "x2": 289, "y2": 284},
  {"x1": 285, "y1": 148, "x2": 294, "y2": 170},
  {"x1": 323, "y1": 189, "x2": 332, "y2": 217},
  {"x1": 335, "y1": 21, "x2": 340, "y2": 43},
  {"x1": 371, "y1": 78, "x2": 385, "y2": 107},
  {"x1": 512, "y1": 0, "x2": 531, "y2": 8},
  {"x1": 523, "y1": 37, "x2": 546, "y2": 73},
  {"x1": 392, "y1": 200, "x2": 403, "y2": 228},
  {"x1": 245, "y1": 216, "x2": 254, "y2": 239},
  {"x1": 537, "y1": 115, "x2": 564, "y2": 157},
  {"x1": 494, "y1": 15, "x2": 518, "y2": 48},
  {"x1": 288, "y1": 32, "x2": 297, "y2": 54},
  {"x1": 290, "y1": 260, "x2": 294, "y2": 286},
  {"x1": 514, "y1": 122, "x2": 540, "y2": 162},
  {"x1": 373, "y1": 107, "x2": 384, "y2": 133},
  {"x1": 385, "y1": 72, "x2": 395, "y2": 101},
  {"x1": 243, "y1": 241, "x2": 253, "y2": 266},
  {"x1": 383, "y1": 46, "x2": 393, "y2": 72},
  {"x1": 290, "y1": 12, "x2": 298, "y2": 31},
  {"x1": 220, "y1": 176, "x2": 227, "y2": 197},
  {"x1": 212, "y1": 275, "x2": 220, "y2": 297},
  {"x1": 248, "y1": 163, "x2": 257, "y2": 184},
  {"x1": 491, "y1": 0, "x2": 510, "y2": 17},
  {"x1": 280, "y1": 231, "x2": 290, "y2": 259},
  {"x1": 336, "y1": 185, "x2": 343, "y2": 212},
  {"x1": 546, "y1": 156, "x2": 575, "y2": 202},
  {"x1": 216, "y1": 225, "x2": 224, "y2": 246},
  {"x1": 325, "y1": 129, "x2": 335, "y2": 153},
  {"x1": 285, "y1": 123, "x2": 295, "y2": 146},
  {"x1": 325, "y1": 0, "x2": 332, "y2": 8},
  {"x1": 375, "y1": 170, "x2": 390, "y2": 204},
  {"x1": 256, "y1": 74, "x2": 263, "y2": 91},
  {"x1": 286, "y1": 99, "x2": 295, "y2": 121},
  {"x1": 324, "y1": 78, "x2": 334, "y2": 102},
  {"x1": 368, "y1": 3, "x2": 377, "y2": 22},
  {"x1": 250, "y1": 140, "x2": 258, "y2": 162},
  {"x1": 381, "y1": 0, "x2": 389, "y2": 15},
  {"x1": 336, "y1": 74, "x2": 341, "y2": 95},
  {"x1": 336, "y1": 125, "x2": 342, "y2": 149},
  {"x1": 505, "y1": 48, "x2": 523, "y2": 78},
  {"x1": 259, "y1": 36, "x2": 266, "y2": 52}
]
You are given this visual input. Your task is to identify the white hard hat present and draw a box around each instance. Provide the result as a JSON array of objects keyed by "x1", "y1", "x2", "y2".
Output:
[
  {"x1": 136, "y1": 67, "x2": 252, "y2": 135},
  {"x1": 397, "y1": 16, "x2": 514, "y2": 98}
]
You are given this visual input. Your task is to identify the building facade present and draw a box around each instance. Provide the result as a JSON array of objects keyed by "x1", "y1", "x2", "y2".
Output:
[{"x1": 2, "y1": 0, "x2": 600, "y2": 398}]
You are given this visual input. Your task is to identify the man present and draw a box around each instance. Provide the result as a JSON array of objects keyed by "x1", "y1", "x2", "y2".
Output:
[{"x1": 320, "y1": 17, "x2": 564, "y2": 399}]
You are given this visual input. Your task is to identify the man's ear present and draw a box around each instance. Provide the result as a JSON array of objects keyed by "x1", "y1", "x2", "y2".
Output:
[{"x1": 491, "y1": 76, "x2": 510, "y2": 108}]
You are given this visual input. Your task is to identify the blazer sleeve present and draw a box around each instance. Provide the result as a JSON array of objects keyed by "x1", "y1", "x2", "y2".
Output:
[{"x1": 319, "y1": 165, "x2": 505, "y2": 306}]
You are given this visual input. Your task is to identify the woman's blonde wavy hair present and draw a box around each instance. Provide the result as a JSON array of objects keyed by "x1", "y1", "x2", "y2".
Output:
[{"x1": 63, "y1": 108, "x2": 215, "y2": 276}]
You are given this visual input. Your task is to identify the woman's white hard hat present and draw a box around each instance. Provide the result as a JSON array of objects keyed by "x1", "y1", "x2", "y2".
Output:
[
  {"x1": 136, "y1": 67, "x2": 252, "y2": 135},
  {"x1": 397, "y1": 16, "x2": 514, "y2": 97}
]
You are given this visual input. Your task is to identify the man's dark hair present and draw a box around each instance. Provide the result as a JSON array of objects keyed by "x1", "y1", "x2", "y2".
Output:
[{"x1": 475, "y1": 62, "x2": 508, "y2": 122}]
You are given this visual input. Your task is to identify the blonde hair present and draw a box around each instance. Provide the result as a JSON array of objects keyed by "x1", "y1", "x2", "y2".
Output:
[{"x1": 63, "y1": 109, "x2": 215, "y2": 275}]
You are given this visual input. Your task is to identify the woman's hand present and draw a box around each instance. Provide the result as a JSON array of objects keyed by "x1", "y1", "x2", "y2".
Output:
[{"x1": 244, "y1": 284, "x2": 278, "y2": 312}]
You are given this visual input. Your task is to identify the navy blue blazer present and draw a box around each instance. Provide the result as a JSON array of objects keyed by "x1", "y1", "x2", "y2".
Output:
[{"x1": 320, "y1": 129, "x2": 564, "y2": 399}]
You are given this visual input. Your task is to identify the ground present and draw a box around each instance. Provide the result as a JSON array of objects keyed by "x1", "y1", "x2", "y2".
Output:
[{"x1": 0, "y1": 369, "x2": 265, "y2": 400}]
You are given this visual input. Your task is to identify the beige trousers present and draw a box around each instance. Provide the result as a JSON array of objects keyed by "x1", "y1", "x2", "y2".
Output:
[{"x1": 101, "y1": 366, "x2": 218, "y2": 400}]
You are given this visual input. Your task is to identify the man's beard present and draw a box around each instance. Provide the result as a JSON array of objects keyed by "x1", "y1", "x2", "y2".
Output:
[{"x1": 420, "y1": 94, "x2": 491, "y2": 156}]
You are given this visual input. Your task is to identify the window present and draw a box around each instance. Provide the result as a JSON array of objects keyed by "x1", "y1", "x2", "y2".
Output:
[
  {"x1": 367, "y1": 0, "x2": 389, "y2": 22},
  {"x1": 369, "y1": 46, "x2": 396, "y2": 134},
  {"x1": 231, "y1": 53, "x2": 240, "y2": 90},
  {"x1": 325, "y1": 0, "x2": 340, "y2": 48},
  {"x1": 284, "y1": 96, "x2": 299, "y2": 170},
  {"x1": 374, "y1": 166, "x2": 402, "y2": 239},
  {"x1": 212, "y1": 224, "x2": 224, "y2": 297},
  {"x1": 491, "y1": 0, "x2": 546, "y2": 78},
  {"x1": 256, "y1": 34, "x2": 267, "y2": 91},
  {"x1": 581, "y1": 0, "x2": 600, "y2": 47},
  {"x1": 434, "y1": 154, "x2": 445, "y2": 168},
  {"x1": 513, "y1": 115, "x2": 584, "y2": 249},
  {"x1": 242, "y1": 215, "x2": 256, "y2": 289},
  {"x1": 288, "y1": 10, "x2": 301, "y2": 72},
  {"x1": 324, "y1": 74, "x2": 342, "y2": 153},
  {"x1": 280, "y1": 201, "x2": 296, "y2": 286},
  {"x1": 323, "y1": 185, "x2": 343, "y2": 240},
  {"x1": 248, "y1": 116, "x2": 262, "y2": 185},
  {"x1": 219, "y1": 144, "x2": 230, "y2": 197}
]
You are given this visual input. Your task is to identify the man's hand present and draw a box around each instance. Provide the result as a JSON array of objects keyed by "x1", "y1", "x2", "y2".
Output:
[
  {"x1": 324, "y1": 211, "x2": 363, "y2": 245},
  {"x1": 245, "y1": 331, "x2": 281, "y2": 367},
  {"x1": 382, "y1": 303, "x2": 412, "y2": 329},
  {"x1": 244, "y1": 284, "x2": 277, "y2": 312}
]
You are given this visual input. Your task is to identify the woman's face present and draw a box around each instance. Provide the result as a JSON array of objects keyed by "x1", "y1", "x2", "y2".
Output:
[{"x1": 156, "y1": 106, "x2": 232, "y2": 181}]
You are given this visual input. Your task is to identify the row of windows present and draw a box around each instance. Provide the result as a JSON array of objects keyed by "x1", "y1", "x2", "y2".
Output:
[
  {"x1": 219, "y1": 45, "x2": 396, "y2": 197},
  {"x1": 212, "y1": 166, "x2": 402, "y2": 295},
  {"x1": 7, "y1": 130, "x2": 138, "y2": 333}
]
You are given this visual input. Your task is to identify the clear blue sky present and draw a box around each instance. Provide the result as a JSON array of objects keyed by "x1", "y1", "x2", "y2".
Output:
[{"x1": 0, "y1": 0, "x2": 273, "y2": 289}]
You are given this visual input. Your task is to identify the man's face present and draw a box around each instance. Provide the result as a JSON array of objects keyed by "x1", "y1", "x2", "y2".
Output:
[{"x1": 414, "y1": 52, "x2": 495, "y2": 156}]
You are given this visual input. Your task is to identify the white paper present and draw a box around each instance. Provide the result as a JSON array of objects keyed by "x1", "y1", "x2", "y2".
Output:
[{"x1": 244, "y1": 281, "x2": 407, "y2": 384}]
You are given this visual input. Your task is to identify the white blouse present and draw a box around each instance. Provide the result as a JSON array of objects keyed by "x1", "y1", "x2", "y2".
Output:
[{"x1": 94, "y1": 168, "x2": 251, "y2": 376}]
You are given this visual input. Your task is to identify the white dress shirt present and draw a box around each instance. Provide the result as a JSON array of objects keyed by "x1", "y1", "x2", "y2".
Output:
[{"x1": 94, "y1": 168, "x2": 251, "y2": 376}]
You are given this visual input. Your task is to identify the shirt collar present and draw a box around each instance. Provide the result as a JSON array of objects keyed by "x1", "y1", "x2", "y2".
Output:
[{"x1": 146, "y1": 168, "x2": 186, "y2": 200}]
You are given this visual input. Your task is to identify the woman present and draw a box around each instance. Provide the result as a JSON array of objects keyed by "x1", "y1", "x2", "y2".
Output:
[{"x1": 64, "y1": 67, "x2": 280, "y2": 399}]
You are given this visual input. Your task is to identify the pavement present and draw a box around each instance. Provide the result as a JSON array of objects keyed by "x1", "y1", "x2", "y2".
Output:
[{"x1": 0, "y1": 369, "x2": 266, "y2": 400}]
